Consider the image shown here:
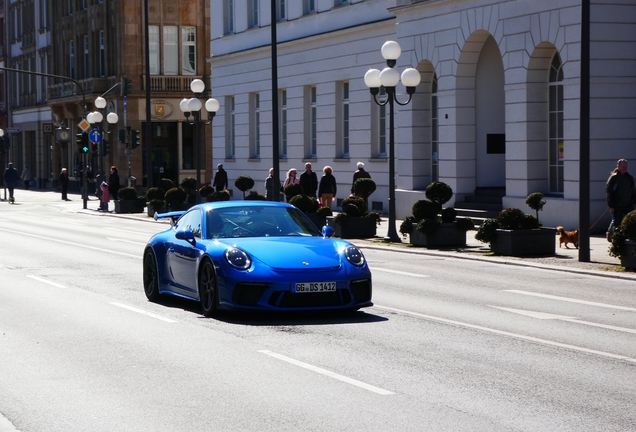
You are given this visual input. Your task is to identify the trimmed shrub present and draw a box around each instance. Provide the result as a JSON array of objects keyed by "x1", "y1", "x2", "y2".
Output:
[
  {"x1": 526, "y1": 192, "x2": 546, "y2": 222},
  {"x1": 475, "y1": 218, "x2": 499, "y2": 244},
  {"x1": 180, "y1": 177, "x2": 197, "y2": 191},
  {"x1": 146, "y1": 187, "x2": 165, "y2": 201},
  {"x1": 456, "y1": 217, "x2": 475, "y2": 232},
  {"x1": 425, "y1": 182, "x2": 453, "y2": 205},
  {"x1": 497, "y1": 208, "x2": 527, "y2": 230},
  {"x1": 353, "y1": 178, "x2": 377, "y2": 200},
  {"x1": 158, "y1": 178, "x2": 175, "y2": 193},
  {"x1": 316, "y1": 206, "x2": 333, "y2": 217},
  {"x1": 284, "y1": 183, "x2": 304, "y2": 201},
  {"x1": 412, "y1": 199, "x2": 441, "y2": 221},
  {"x1": 290, "y1": 195, "x2": 319, "y2": 214},
  {"x1": 118, "y1": 186, "x2": 137, "y2": 201},
  {"x1": 165, "y1": 187, "x2": 187, "y2": 210},
  {"x1": 245, "y1": 193, "x2": 267, "y2": 201},
  {"x1": 440, "y1": 207, "x2": 457, "y2": 223},
  {"x1": 341, "y1": 196, "x2": 367, "y2": 216},
  {"x1": 234, "y1": 175, "x2": 255, "y2": 198},
  {"x1": 417, "y1": 218, "x2": 441, "y2": 235},
  {"x1": 199, "y1": 185, "x2": 214, "y2": 198},
  {"x1": 208, "y1": 190, "x2": 231, "y2": 202},
  {"x1": 399, "y1": 216, "x2": 417, "y2": 236}
]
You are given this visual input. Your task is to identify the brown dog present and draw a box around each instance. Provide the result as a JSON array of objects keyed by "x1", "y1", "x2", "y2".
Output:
[{"x1": 556, "y1": 226, "x2": 579, "y2": 249}]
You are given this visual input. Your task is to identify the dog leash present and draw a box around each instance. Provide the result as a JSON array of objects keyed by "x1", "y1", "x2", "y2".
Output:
[{"x1": 589, "y1": 208, "x2": 609, "y2": 231}]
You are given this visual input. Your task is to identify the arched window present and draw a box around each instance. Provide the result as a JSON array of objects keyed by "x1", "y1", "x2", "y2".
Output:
[
  {"x1": 431, "y1": 74, "x2": 439, "y2": 182},
  {"x1": 548, "y1": 54, "x2": 564, "y2": 194}
]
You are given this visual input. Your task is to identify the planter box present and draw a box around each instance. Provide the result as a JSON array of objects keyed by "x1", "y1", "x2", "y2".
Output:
[
  {"x1": 147, "y1": 204, "x2": 165, "y2": 217},
  {"x1": 620, "y1": 239, "x2": 636, "y2": 270},
  {"x1": 114, "y1": 200, "x2": 144, "y2": 214},
  {"x1": 409, "y1": 222, "x2": 467, "y2": 247},
  {"x1": 490, "y1": 228, "x2": 557, "y2": 256},
  {"x1": 306, "y1": 213, "x2": 327, "y2": 229},
  {"x1": 326, "y1": 216, "x2": 377, "y2": 239}
]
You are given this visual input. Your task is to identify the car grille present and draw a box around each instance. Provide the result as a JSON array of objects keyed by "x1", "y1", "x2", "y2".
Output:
[
  {"x1": 269, "y1": 289, "x2": 352, "y2": 308},
  {"x1": 232, "y1": 283, "x2": 268, "y2": 306},
  {"x1": 349, "y1": 279, "x2": 372, "y2": 302}
]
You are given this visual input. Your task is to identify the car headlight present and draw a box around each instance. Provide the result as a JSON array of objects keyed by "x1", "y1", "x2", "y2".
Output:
[
  {"x1": 225, "y1": 247, "x2": 252, "y2": 270},
  {"x1": 344, "y1": 245, "x2": 365, "y2": 267}
]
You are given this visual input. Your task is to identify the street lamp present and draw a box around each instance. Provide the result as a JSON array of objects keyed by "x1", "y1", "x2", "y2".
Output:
[
  {"x1": 179, "y1": 78, "x2": 220, "y2": 202},
  {"x1": 364, "y1": 40, "x2": 421, "y2": 242},
  {"x1": 88, "y1": 97, "x2": 119, "y2": 191}
]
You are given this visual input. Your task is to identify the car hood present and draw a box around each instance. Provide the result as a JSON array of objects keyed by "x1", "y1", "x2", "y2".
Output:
[{"x1": 216, "y1": 237, "x2": 343, "y2": 271}]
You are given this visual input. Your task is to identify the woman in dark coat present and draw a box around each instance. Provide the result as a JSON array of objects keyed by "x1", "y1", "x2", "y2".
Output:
[
  {"x1": 212, "y1": 164, "x2": 228, "y2": 192},
  {"x1": 108, "y1": 166, "x2": 121, "y2": 201},
  {"x1": 59, "y1": 168, "x2": 69, "y2": 201},
  {"x1": 318, "y1": 166, "x2": 337, "y2": 209}
]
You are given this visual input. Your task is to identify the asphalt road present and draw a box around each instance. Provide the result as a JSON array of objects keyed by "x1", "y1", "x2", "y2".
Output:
[{"x1": 0, "y1": 196, "x2": 635, "y2": 431}]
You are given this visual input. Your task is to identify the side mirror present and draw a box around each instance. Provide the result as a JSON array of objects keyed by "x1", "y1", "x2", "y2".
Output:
[
  {"x1": 175, "y1": 228, "x2": 196, "y2": 243},
  {"x1": 322, "y1": 225, "x2": 335, "y2": 238}
]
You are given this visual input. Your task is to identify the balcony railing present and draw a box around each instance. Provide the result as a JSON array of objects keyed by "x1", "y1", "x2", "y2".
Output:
[{"x1": 143, "y1": 75, "x2": 204, "y2": 92}]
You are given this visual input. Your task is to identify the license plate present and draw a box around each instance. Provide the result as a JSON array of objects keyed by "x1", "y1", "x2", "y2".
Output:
[{"x1": 293, "y1": 281, "x2": 336, "y2": 293}]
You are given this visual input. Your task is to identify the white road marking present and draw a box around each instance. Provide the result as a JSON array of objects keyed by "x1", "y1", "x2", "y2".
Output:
[
  {"x1": 505, "y1": 290, "x2": 636, "y2": 312},
  {"x1": 259, "y1": 350, "x2": 395, "y2": 395},
  {"x1": 491, "y1": 306, "x2": 636, "y2": 334},
  {"x1": 106, "y1": 237, "x2": 147, "y2": 246},
  {"x1": 110, "y1": 302, "x2": 177, "y2": 323},
  {"x1": 373, "y1": 267, "x2": 430, "y2": 278},
  {"x1": 0, "y1": 227, "x2": 139, "y2": 259},
  {"x1": 26, "y1": 275, "x2": 67, "y2": 288},
  {"x1": 374, "y1": 305, "x2": 636, "y2": 363}
]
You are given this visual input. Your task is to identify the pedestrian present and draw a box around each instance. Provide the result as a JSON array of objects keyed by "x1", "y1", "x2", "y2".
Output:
[
  {"x1": 108, "y1": 166, "x2": 121, "y2": 201},
  {"x1": 318, "y1": 166, "x2": 337, "y2": 209},
  {"x1": 79, "y1": 165, "x2": 93, "y2": 197},
  {"x1": 265, "y1": 168, "x2": 282, "y2": 201},
  {"x1": 3, "y1": 162, "x2": 19, "y2": 203},
  {"x1": 351, "y1": 162, "x2": 371, "y2": 195},
  {"x1": 100, "y1": 181, "x2": 110, "y2": 211},
  {"x1": 283, "y1": 168, "x2": 300, "y2": 202},
  {"x1": 212, "y1": 163, "x2": 228, "y2": 192},
  {"x1": 606, "y1": 158, "x2": 636, "y2": 241},
  {"x1": 21, "y1": 167, "x2": 32, "y2": 190},
  {"x1": 59, "y1": 168, "x2": 69, "y2": 201},
  {"x1": 299, "y1": 162, "x2": 318, "y2": 198}
]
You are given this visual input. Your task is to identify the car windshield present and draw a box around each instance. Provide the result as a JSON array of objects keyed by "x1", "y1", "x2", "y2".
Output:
[{"x1": 205, "y1": 205, "x2": 322, "y2": 239}]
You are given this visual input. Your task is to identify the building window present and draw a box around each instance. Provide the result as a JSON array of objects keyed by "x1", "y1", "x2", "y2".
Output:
[
  {"x1": 277, "y1": 0, "x2": 286, "y2": 21},
  {"x1": 163, "y1": 26, "x2": 178, "y2": 75},
  {"x1": 149, "y1": 25, "x2": 159, "y2": 75},
  {"x1": 549, "y1": 54, "x2": 564, "y2": 194},
  {"x1": 69, "y1": 40, "x2": 75, "y2": 79},
  {"x1": 337, "y1": 81, "x2": 350, "y2": 158},
  {"x1": 83, "y1": 35, "x2": 89, "y2": 79},
  {"x1": 99, "y1": 31, "x2": 105, "y2": 77},
  {"x1": 182, "y1": 27, "x2": 196, "y2": 75},
  {"x1": 280, "y1": 89, "x2": 288, "y2": 158},
  {"x1": 250, "y1": 93, "x2": 261, "y2": 158},
  {"x1": 38, "y1": 1, "x2": 48, "y2": 29},
  {"x1": 248, "y1": 0, "x2": 259, "y2": 28},
  {"x1": 334, "y1": 0, "x2": 349, "y2": 6},
  {"x1": 182, "y1": 122, "x2": 194, "y2": 169},
  {"x1": 306, "y1": 86, "x2": 317, "y2": 158},
  {"x1": 431, "y1": 74, "x2": 439, "y2": 182},
  {"x1": 224, "y1": 0, "x2": 234, "y2": 34},
  {"x1": 226, "y1": 96, "x2": 235, "y2": 158},
  {"x1": 304, "y1": 0, "x2": 315, "y2": 14}
]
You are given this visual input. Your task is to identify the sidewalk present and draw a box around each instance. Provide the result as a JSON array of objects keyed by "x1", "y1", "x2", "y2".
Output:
[{"x1": 2, "y1": 188, "x2": 634, "y2": 280}]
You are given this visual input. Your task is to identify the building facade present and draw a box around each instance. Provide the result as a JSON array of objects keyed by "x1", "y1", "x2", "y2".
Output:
[{"x1": 209, "y1": 0, "x2": 636, "y2": 231}]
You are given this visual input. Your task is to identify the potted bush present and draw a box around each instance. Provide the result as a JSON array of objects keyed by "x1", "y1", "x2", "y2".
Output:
[
  {"x1": 234, "y1": 175, "x2": 255, "y2": 199},
  {"x1": 326, "y1": 196, "x2": 380, "y2": 239},
  {"x1": 289, "y1": 194, "x2": 330, "y2": 228},
  {"x1": 284, "y1": 183, "x2": 304, "y2": 202},
  {"x1": 245, "y1": 192, "x2": 267, "y2": 200},
  {"x1": 609, "y1": 210, "x2": 636, "y2": 269},
  {"x1": 352, "y1": 178, "x2": 377, "y2": 211},
  {"x1": 146, "y1": 187, "x2": 166, "y2": 217},
  {"x1": 114, "y1": 186, "x2": 145, "y2": 214},
  {"x1": 399, "y1": 181, "x2": 473, "y2": 247},
  {"x1": 208, "y1": 190, "x2": 231, "y2": 202},
  {"x1": 526, "y1": 192, "x2": 546, "y2": 224},
  {"x1": 181, "y1": 177, "x2": 198, "y2": 205},
  {"x1": 475, "y1": 198, "x2": 557, "y2": 256},
  {"x1": 165, "y1": 187, "x2": 187, "y2": 211}
]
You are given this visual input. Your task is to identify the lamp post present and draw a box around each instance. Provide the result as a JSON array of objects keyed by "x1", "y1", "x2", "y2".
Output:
[
  {"x1": 179, "y1": 79, "x2": 220, "y2": 202},
  {"x1": 87, "y1": 96, "x2": 118, "y2": 195},
  {"x1": 364, "y1": 40, "x2": 421, "y2": 242}
]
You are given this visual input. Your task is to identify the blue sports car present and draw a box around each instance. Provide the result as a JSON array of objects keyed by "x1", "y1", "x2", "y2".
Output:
[{"x1": 143, "y1": 201, "x2": 373, "y2": 316}]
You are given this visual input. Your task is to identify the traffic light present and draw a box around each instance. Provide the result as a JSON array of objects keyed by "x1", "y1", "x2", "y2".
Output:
[
  {"x1": 102, "y1": 139, "x2": 110, "y2": 156},
  {"x1": 118, "y1": 129, "x2": 126, "y2": 143},
  {"x1": 120, "y1": 77, "x2": 132, "y2": 96},
  {"x1": 77, "y1": 133, "x2": 89, "y2": 154},
  {"x1": 131, "y1": 129, "x2": 140, "y2": 149}
]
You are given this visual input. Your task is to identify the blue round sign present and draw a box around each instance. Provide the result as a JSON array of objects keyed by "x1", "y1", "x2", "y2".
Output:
[{"x1": 89, "y1": 129, "x2": 101, "y2": 143}]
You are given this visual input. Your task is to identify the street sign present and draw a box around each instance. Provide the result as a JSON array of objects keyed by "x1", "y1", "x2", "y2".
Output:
[
  {"x1": 89, "y1": 129, "x2": 101, "y2": 143},
  {"x1": 78, "y1": 119, "x2": 90, "y2": 132},
  {"x1": 5, "y1": 128, "x2": 19, "y2": 133}
]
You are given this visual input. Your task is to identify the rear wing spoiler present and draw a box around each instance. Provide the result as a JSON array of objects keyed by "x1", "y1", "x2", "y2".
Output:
[{"x1": 153, "y1": 210, "x2": 185, "y2": 226}]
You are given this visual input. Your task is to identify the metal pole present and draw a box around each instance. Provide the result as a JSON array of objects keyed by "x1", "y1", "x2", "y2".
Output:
[
  {"x1": 271, "y1": 0, "x2": 280, "y2": 202},
  {"x1": 579, "y1": 0, "x2": 590, "y2": 262},
  {"x1": 196, "y1": 113, "x2": 202, "y2": 203},
  {"x1": 144, "y1": 0, "x2": 153, "y2": 189},
  {"x1": 386, "y1": 89, "x2": 400, "y2": 242}
]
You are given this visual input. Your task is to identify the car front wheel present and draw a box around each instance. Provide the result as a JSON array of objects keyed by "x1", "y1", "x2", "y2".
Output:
[
  {"x1": 143, "y1": 249, "x2": 161, "y2": 302},
  {"x1": 199, "y1": 259, "x2": 218, "y2": 317}
]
